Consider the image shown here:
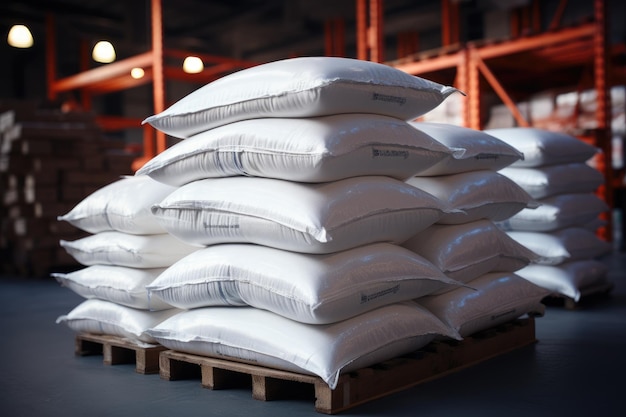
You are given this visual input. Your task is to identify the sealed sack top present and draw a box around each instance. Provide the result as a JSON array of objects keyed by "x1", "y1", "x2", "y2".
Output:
[{"x1": 142, "y1": 56, "x2": 460, "y2": 138}]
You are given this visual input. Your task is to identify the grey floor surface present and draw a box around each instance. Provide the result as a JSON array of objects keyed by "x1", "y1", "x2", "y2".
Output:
[{"x1": 1, "y1": 252, "x2": 625, "y2": 417}]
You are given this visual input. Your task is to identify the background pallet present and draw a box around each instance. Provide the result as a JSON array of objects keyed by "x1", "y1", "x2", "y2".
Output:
[{"x1": 159, "y1": 317, "x2": 536, "y2": 414}]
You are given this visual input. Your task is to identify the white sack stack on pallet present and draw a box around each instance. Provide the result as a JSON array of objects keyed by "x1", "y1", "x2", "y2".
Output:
[
  {"x1": 55, "y1": 175, "x2": 197, "y2": 346},
  {"x1": 399, "y1": 122, "x2": 548, "y2": 335},
  {"x1": 137, "y1": 57, "x2": 469, "y2": 387},
  {"x1": 485, "y1": 127, "x2": 613, "y2": 302},
  {"x1": 55, "y1": 56, "x2": 548, "y2": 388}
]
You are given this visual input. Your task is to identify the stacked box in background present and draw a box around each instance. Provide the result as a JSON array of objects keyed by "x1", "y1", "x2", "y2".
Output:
[{"x1": 0, "y1": 101, "x2": 137, "y2": 277}]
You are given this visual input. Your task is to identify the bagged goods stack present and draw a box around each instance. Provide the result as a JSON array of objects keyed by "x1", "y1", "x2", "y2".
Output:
[
  {"x1": 136, "y1": 56, "x2": 546, "y2": 388},
  {"x1": 0, "y1": 101, "x2": 137, "y2": 277},
  {"x1": 54, "y1": 56, "x2": 549, "y2": 390},
  {"x1": 399, "y1": 122, "x2": 549, "y2": 335},
  {"x1": 55, "y1": 175, "x2": 198, "y2": 346},
  {"x1": 485, "y1": 127, "x2": 612, "y2": 303},
  {"x1": 136, "y1": 56, "x2": 474, "y2": 387}
]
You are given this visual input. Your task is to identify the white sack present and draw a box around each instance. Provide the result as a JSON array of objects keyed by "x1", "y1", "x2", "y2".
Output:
[
  {"x1": 506, "y1": 228, "x2": 612, "y2": 265},
  {"x1": 402, "y1": 220, "x2": 538, "y2": 285},
  {"x1": 146, "y1": 242, "x2": 462, "y2": 324},
  {"x1": 496, "y1": 193, "x2": 609, "y2": 232},
  {"x1": 57, "y1": 175, "x2": 176, "y2": 235},
  {"x1": 406, "y1": 170, "x2": 537, "y2": 224},
  {"x1": 419, "y1": 272, "x2": 549, "y2": 337},
  {"x1": 135, "y1": 114, "x2": 459, "y2": 186},
  {"x1": 498, "y1": 163, "x2": 604, "y2": 200},
  {"x1": 582, "y1": 217, "x2": 608, "y2": 233},
  {"x1": 515, "y1": 260, "x2": 609, "y2": 301},
  {"x1": 408, "y1": 122, "x2": 523, "y2": 176},
  {"x1": 484, "y1": 127, "x2": 599, "y2": 167},
  {"x1": 151, "y1": 176, "x2": 451, "y2": 254},
  {"x1": 56, "y1": 299, "x2": 180, "y2": 346},
  {"x1": 143, "y1": 57, "x2": 460, "y2": 138},
  {"x1": 52, "y1": 265, "x2": 172, "y2": 310},
  {"x1": 60, "y1": 232, "x2": 201, "y2": 268},
  {"x1": 146, "y1": 302, "x2": 460, "y2": 389}
]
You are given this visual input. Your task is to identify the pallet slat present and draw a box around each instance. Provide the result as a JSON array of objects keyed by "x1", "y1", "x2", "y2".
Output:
[
  {"x1": 159, "y1": 317, "x2": 536, "y2": 414},
  {"x1": 75, "y1": 333, "x2": 166, "y2": 374}
]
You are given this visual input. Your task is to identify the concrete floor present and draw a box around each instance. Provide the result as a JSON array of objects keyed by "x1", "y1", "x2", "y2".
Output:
[{"x1": 1, "y1": 252, "x2": 625, "y2": 417}]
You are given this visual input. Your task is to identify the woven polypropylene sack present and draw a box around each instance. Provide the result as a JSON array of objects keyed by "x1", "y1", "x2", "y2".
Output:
[
  {"x1": 57, "y1": 175, "x2": 176, "y2": 235},
  {"x1": 56, "y1": 299, "x2": 180, "y2": 346},
  {"x1": 506, "y1": 228, "x2": 612, "y2": 266},
  {"x1": 484, "y1": 127, "x2": 599, "y2": 167},
  {"x1": 402, "y1": 220, "x2": 538, "y2": 285},
  {"x1": 150, "y1": 176, "x2": 452, "y2": 254},
  {"x1": 146, "y1": 242, "x2": 462, "y2": 324},
  {"x1": 515, "y1": 260, "x2": 609, "y2": 301},
  {"x1": 147, "y1": 302, "x2": 459, "y2": 389},
  {"x1": 498, "y1": 163, "x2": 604, "y2": 200},
  {"x1": 142, "y1": 57, "x2": 460, "y2": 139},
  {"x1": 136, "y1": 114, "x2": 458, "y2": 186},
  {"x1": 419, "y1": 272, "x2": 548, "y2": 337},
  {"x1": 496, "y1": 193, "x2": 609, "y2": 232},
  {"x1": 59, "y1": 232, "x2": 200, "y2": 268},
  {"x1": 52, "y1": 265, "x2": 172, "y2": 310},
  {"x1": 406, "y1": 170, "x2": 537, "y2": 225}
]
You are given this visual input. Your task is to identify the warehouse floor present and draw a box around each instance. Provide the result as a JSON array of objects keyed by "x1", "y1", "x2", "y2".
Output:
[{"x1": 1, "y1": 252, "x2": 625, "y2": 417}]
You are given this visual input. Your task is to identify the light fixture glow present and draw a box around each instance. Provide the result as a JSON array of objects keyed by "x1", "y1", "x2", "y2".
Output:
[
  {"x1": 92, "y1": 40, "x2": 116, "y2": 63},
  {"x1": 130, "y1": 67, "x2": 145, "y2": 79},
  {"x1": 183, "y1": 56, "x2": 204, "y2": 74},
  {"x1": 7, "y1": 24, "x2": 34, "y2": 48}
]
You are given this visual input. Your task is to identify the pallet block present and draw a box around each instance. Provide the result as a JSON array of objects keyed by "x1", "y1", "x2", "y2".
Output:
[
  {"x1": 159, "y1": 317, "x2": 537, "y2": 414},
  {"x1": 75, "y1": 333, "x2": 166, "y2": 374}
]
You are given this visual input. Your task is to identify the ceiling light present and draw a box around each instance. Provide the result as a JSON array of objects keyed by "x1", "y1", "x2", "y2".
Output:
[
  {"x1": 130, "y1": 67, "x2": 145, "y2": 79},
  {"x1": 183, "y1": 56, "x2": 204, "y2": 74},
  {"x1": 7, "y1": 25, "x2": 34, "y2": 48},
  {"x1": 92, "y1": 40, "x2": 116, "y2": 63}
]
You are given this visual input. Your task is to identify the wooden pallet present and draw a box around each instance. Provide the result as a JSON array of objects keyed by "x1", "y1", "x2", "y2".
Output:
[
  {"x1": 75, "y1": 333, "x2": 166, "y2": 374},
  {"x1": 159, "y1": 317, "x2": 536, "y2": 414}
]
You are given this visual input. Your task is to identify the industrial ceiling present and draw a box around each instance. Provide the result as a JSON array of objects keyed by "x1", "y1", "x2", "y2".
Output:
[
  {"x1": 0, "y1": 0, "x2": 454, "y2": 73},
  {"x1": 2, "y1": 0, "x2": 624, "y2": 112}
]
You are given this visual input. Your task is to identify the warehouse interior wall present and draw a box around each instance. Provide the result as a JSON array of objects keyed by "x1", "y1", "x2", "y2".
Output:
[{"x1": 2, "y1": 0, "x2": 626, "y2": 266}]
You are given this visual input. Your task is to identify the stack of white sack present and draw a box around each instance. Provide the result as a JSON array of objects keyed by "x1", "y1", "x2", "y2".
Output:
[
  {"x1": 398, "y1": 122, "x2": 548, "y2": 336},
  {"x1": 486, "y1": 127, "x2": 612, "y2": 302},
  {"x1": 135, "y1": 56, "x2": 473, "y2": 389},
  {"x1": 54, "y1": 175, "x2": 199, "y2": 346}
]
